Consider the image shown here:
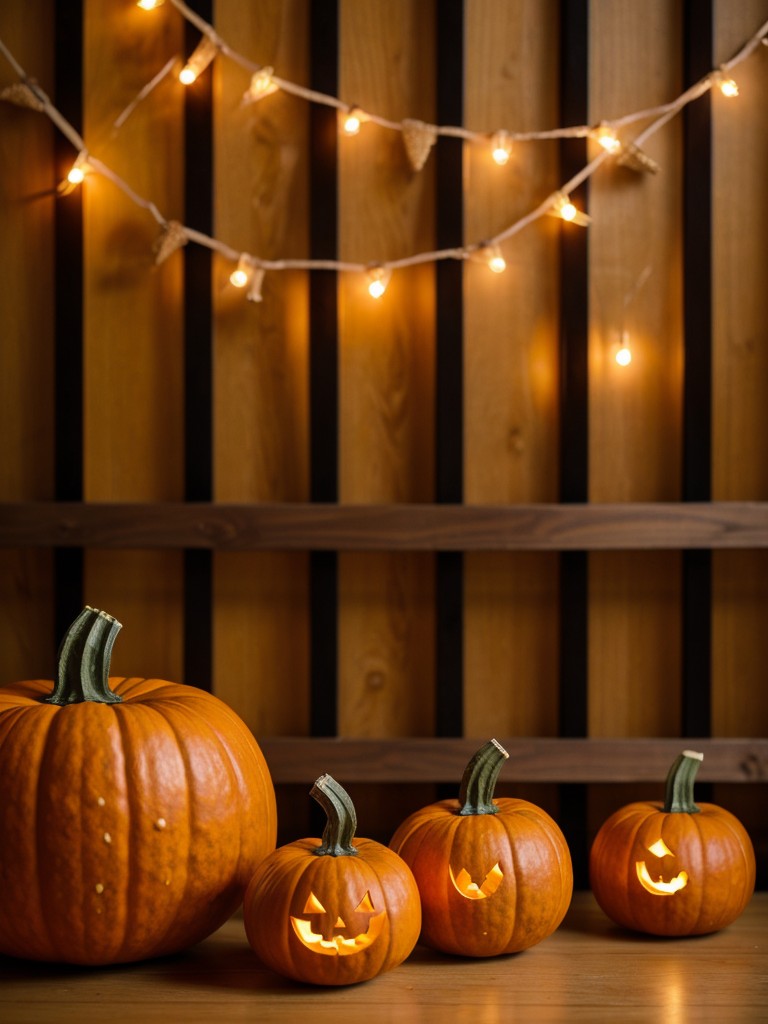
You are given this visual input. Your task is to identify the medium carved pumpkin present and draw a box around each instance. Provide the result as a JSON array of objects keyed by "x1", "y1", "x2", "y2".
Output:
[
  {"x1": 589, "y1": 749, "x2": 755, "y2": 936},
  {"x1": 390, "y1": 739, "x2": 573, "y2": 957},
  {"x1": 243, "y1": 774, "x2": 421, "y2": 985},
  {"x1": 0, "y1": 606, "x2": 277, "y2": 965}
]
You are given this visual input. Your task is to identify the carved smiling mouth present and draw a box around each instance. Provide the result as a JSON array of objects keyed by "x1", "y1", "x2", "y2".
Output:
[
  {"x1": 449, "y1": 862, "x2": 504, "y2": 900},
  {"x1": 290, "y1": 911, "x2": 386, "y2": 956},
  {"x1": 635, "y1": 861, "x2": 689, "y2": 895}
]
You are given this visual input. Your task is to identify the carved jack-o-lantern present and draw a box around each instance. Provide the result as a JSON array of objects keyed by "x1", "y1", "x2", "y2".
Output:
[
  {"x1": 244, "y1": 775, "x2": 421, "y2": 985},
  {"x1": 590, "y1": 750, "x2": 756, "y2": 936},
  {"x1": 390, "y1": 740, "x2": 573, "y2": 957}
]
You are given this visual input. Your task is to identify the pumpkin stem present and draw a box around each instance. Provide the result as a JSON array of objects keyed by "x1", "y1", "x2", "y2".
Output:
[
  {"x1": 311, "y1": 774, "x2": 359, "y2": 857},
  {"x1": 458, "y1": 738, "x2": 509, "y2": 815},
  {"x1": 44, "y1": 606, "x2": 123, "y2": 705},
  {"x1": 663, "y1": 750, "x2": 703, "y2": 814}
]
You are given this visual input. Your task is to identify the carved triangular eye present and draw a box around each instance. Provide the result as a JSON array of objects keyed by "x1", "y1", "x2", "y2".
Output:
[
  {"x1": 303, "y1": 891, "x2": 327, "y2": 914},
  {"x1": 354, "y1": 891, "x2": 375, "y2": 913}
]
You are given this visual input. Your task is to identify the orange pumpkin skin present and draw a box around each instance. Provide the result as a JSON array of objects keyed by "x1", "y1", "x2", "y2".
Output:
[
  {"x1": 590, "y1": 752, "x2": 755, "y2": 936},
  {"x1": 390, "y1": 740, "x2": 573, "y2": 957},
  {"x1": 0, "y1": 610, "x2": 277, "y2": 965},
  {"x1": 244, "y1": 776, "x2": 421, "y2": 986}
]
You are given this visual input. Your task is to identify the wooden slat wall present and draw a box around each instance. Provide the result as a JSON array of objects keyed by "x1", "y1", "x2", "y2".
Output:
[{"x1": 1, "y1": 0, "x2": 766, "y2": 875}]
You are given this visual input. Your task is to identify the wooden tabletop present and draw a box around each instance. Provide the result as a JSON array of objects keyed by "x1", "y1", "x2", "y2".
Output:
[{"x1": 1, "y1": 892, "x2": 766, "y2": 1023}]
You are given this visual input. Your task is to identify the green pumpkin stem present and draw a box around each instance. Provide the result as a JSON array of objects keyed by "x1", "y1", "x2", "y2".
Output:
[
  {"x1": 311, "y1": 774, "x2": 359, "y2": 857},
  {"x1": 458, "y1": 738, "x2": 509, "y2": 815},
  {"x1": 44, "y1": 606, "x2": 123, "y2": 706},
  {"x1": 663, "y1": 750, "x2": 703, "y2": 814}
]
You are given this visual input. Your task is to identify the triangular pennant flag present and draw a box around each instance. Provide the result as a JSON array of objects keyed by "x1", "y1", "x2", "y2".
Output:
[
  {"x1": 153, "y1": 221, "x2": 188, "y2": 264},
  {"x1": 1, "y1": 82, "x2": 45, "y2": 112},
  {"x1": 618, "y1": 142, "x2": 659, "y2": 174},
  {"x1": 402, "y1": 118, "x2": 437, "y2": 172}
]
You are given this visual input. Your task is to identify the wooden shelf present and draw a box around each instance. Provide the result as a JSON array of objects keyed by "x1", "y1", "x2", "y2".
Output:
[
  {"x1": 259, "y1": 736, "x2": 768, "y2": 784},
  {"x1": 1, "y1": 501, "x2": 767, "y2": 551}
]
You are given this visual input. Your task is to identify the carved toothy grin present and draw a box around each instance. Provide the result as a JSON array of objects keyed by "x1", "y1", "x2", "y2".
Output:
[{"x1": 290, "y1": 911, "x2": 386, "y2": 956}]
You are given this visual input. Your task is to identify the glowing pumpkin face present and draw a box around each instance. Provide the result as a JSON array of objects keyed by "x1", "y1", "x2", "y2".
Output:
[
  {"x1": 290, "y1": 888, "x2": 386, "y2": 956},
  {"x1": 635, "y1": 837, "x2": 689, "y2": 895},
  {"x1": 590, "y1": 751, "x2": 756, "y2": 936},
  {"x1": 244, "y1": 775, "x2": 421, "y2": 986}
]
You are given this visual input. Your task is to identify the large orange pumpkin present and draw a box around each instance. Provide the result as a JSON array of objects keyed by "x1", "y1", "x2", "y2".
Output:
[
  {"x1": 0, "y1": 606, "x2": 277, "y2": 965},
  {"x1": 589, "y1": 749, "x2": 755, "y2": 936},
  {"x1": 390, "y1": 739, "x2": 573, "y2": 957},
  {"x1": 243, "y1": 774, "x2": 421, "y2": 986}
]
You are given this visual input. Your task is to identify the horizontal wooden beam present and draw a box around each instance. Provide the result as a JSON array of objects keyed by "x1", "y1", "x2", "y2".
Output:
[
  {"x1": 258, "y1": 737, "x2": 768, "y2": 784},
  {"x1": 1, "y1": 501, "x2": 767, "y2": 551}
]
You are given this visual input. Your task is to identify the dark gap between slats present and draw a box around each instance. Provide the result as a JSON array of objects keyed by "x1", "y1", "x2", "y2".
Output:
[
  {"x1": 53, "y1": 0, "x2": 85, "y2": 646},
  {"x1": 309, "y1": 0, "x2": 339, "y2": 739},
  {"x1": 183, "y1": 0, "x2": 214, "y2": 691},
  {"x1": 435, "y1": 0, "x2": 465, "y2": 742},
  {"x1": 558, "y1": 0, "x2": 590, "y2": 889}
]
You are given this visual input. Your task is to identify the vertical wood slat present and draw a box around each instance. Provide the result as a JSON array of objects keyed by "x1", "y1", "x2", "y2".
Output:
[
  {"x1": 211, "y1": 1, "x2": 310, "y2": 744},
  {"x1": 337, "y1": 0, "x2": 436, "y2": 743},
  {"x1": 0, "y1": 0, "x2": 56, "y2": 685},
  {"x1": 462, "y1": 0, "x2": 561, "y2": 746}
]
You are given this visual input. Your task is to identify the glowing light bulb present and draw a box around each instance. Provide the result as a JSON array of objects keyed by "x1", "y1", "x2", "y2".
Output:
[
  {"x1": 137, "y1": 0, "x2": 164, "y2": 9},
  {"x1": 491, "y1": 130, "x2": 512, "y2": 166},
  {"x1": 367, "y1": 266, "x2": 391, "y2": 298},
  {"x1": 230, "y1": 256, "x2": 252, "y2": 288},
  {"x1": 595, "y1": 124, "x2": 621, "y2": 153},
  {"x1": 247, "y1": 67, "x2": 278, "y2": 102},
  {"x1": 486, "y1": 246, "x2": 506, "y2": 274},
  {"x1": 342, "y1": 108, "x2": 363, "y2": 136},
  {"x1": 719, "y1": 75, "x2": 739, "y2": 97},
  {"x1": 615, "y1": 332, "x2": 632, "y2": 366},
  {"x1": 180, "y1": 37, "x2": 218, "y2": 85},
  {"x1": 67, "y1": 164, "x2": 86, "y2": 185},
  {"x1": 549, "y1": 192, "x2": 591, "y2": 226}
]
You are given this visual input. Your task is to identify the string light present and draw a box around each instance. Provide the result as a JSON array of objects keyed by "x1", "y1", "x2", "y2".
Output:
[
  {"x1": 484, "y1": 245, "x2": 507, "y2": 274},
  {"x1": 615, "y1": 332, "x2": 633, "y2": 366},
  {"x1": 367, "y1": 266, "x2": 391, "y2": 299},
  {"x1": 714, "y1": 70, "x2": 739, "y2": 97},
  {"x1": 179, "y1": 36, "x2": 218, "y2": 85},
  {"x1": 230, "y1": 255, "x2": 252, "y2": 288},
  {"x1": 341, "y1": 106, "x2": 364, "y2": 136},
  {"x1": 491, "y1": 130, "x2": 513, "y2": 166},
  {"x1": 550, "y1": 192, "x2": 591, "y2": 226},
  {"x1": 593, "y1": 124, "x2": 621, "y2": 153},
  {"x1": 1, "y1": 10, "x2": 765, "y2": 310},
  {"x1": 136, "y1": 0, "x2": 165, "y2": 9}
]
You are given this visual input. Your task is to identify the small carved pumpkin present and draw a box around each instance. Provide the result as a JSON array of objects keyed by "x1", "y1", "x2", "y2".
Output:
[
  {"x1": 589, "y1": 750, "x2": 756, "y2": 936},
  {"x1": 0, "y1": 607, "x2": 277, "y2": 965},
  {"x1": 243, "y1": 774, "x2": 421, "y2": 985},
  {"x1": 390, "y1": 739, "x2": 573, "y2": 957}
]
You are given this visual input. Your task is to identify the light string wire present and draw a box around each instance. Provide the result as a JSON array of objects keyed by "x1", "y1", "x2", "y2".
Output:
[{"x1": 1, "y1": 13, "x2": 767, "y2": 282}]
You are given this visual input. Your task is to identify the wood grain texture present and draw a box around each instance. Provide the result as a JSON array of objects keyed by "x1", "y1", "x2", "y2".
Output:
[
  {"x1": 463, "y1": 0, "x2": 561, "y2": 740},
  {"x1": 0, "y1": 0, "x2": 56, "y2": 684},
  {"x1": 3, "y1": 501, "x2": 768, "y2": 549},
  {"x1": 211, "y1": 0, "x2": 311, "y2": 740},
  {"x1": 1, "y1": 894, "x2": 766, "y2": 1023},
  {"x1": 256, "y1": 735, "x2": 768, "y2": 783},
  {"x1": 337, "y1": 0, "x2": 436, "y2": 738},
  {"x1": 711, "y1": 0, "x2": 768, "y2": 750},
  {"x1": 80, "y1": 0, "x2": 185, "y2": 680},
  {"x1": 587, "y1": 1, "x2": 684, "y2": 740}
]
